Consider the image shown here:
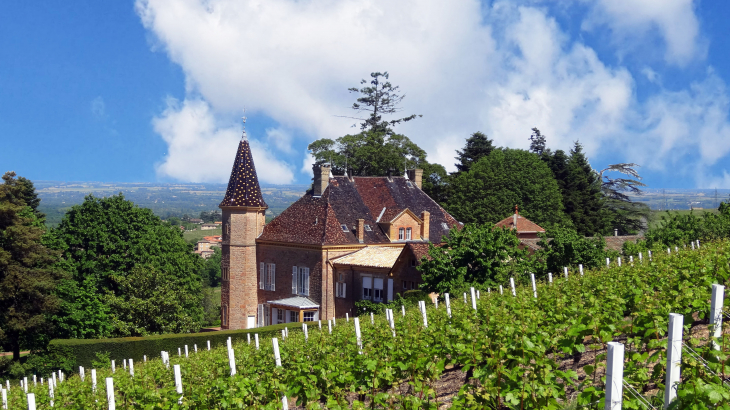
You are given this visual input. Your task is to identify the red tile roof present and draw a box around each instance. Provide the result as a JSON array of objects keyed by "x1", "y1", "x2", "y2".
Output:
[
  {"x1": 494, "y1": 213, "x2": 545, "y2": 233},
  {"x1": 219, "y1": 139, "x2": 267, "y2": 208},
  {"x1": 258, "y1": 176, "x2": 461, "y2": 245}
]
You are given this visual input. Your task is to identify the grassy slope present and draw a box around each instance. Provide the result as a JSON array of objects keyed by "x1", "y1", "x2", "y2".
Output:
[{"x1": 182, "y1": 228, "x2": 222, "y2": 243}]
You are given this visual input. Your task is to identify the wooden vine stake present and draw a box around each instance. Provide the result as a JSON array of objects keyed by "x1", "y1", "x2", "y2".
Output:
[
  {"x1": 605, "y1": 342, "x2": 624, "y2": 410},
  {"x1": 445, "y1": 293, "x2": 452, "y2": 318},
  {"x1": 530, "y1": 273, "x2": 537, "y2": 298},
  {"x1": 710, "y1": 284, "x2": 725, "y2": 351},
  {"x1": 664, "y1": 313, "x2": 684, "y2": 408},
  {"x1": 173, "y1": 364, "x2": 183, "y2": 405},
  {"x1": 470, "y1": 287, "x2": 477, "y2": 311},
  {"x1": 510, "y1": 277, "x2": 516, "y2": 297},
  {"x1": 106, "y1": 377, "x2": 115, "y2": 410}
]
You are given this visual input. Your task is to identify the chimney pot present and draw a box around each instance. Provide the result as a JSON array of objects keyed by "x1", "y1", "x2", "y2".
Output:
[
  {"x1": 614, "y1": 229, "x2": 618, "y2": 237},
  {"x1": 406, "y1": 169, "x2": 424, "y2": 189},
  {"x1": 357, "y1": 219, "x2": 365, "y2": 243},
  {"x1": 420, "y1": 211, "x2": 430, "y2": 241}
]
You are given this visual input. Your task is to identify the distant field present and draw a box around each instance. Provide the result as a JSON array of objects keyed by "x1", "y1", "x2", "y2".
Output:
[
  {"x1": 183, "y1": 228, "x2": 222, "y2": 243},
  {"x1": 648, "y1": 209, "x2": 719, "y2": 229}
]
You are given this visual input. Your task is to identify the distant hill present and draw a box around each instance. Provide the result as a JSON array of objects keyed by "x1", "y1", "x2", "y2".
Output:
[{"x1": 35, "y1": 181, "x2": 309, "y2": 227}]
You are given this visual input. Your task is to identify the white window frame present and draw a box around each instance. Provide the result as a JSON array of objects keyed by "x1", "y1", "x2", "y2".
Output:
[
  {"x1": 406, "y1": 227, "x2": 412, "y2": 240},
  {"x1": 259, "y1": 263, "x2": 265, "y2": 290},
  {"x1": 398, "y1": 228, "x2": 404, "y2": 240},
  {"x1": 277, "y1": 308, "x2": 284, "y2": 324},
  {"x1": 303, "y1": 311, "x2": 315, "y2": 322},
  {"x1": 266, "y1": 263, "x2": 276, "y2": 291},
  {"x1": 292, "y1": 266, "x2": 298, "y2": 294},
  {"x1": 289, "y1": 310, "x2": 298, "y2": 323},
  {"x1": 297, "y1": 267, "x2": 310, "y2": 296},
  {"x1": 373, "y1": 277, "x2": 384, "y2": 302},
  {"x1": 362, "y1": 276, "x2": 372, "y2": 300}
]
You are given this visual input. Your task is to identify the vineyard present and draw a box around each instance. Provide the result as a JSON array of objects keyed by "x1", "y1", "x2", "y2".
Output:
[{"x1": 3, "y1": 240, "x2": 730, "y2": 409}]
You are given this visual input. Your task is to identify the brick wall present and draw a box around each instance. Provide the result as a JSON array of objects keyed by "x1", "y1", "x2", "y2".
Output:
[
  {"x1": 390, "y1": 249, "x2": 424, "y2": 295},
  {"x1": 389, "y1": 212, "x2": 424, "y2": 241}
]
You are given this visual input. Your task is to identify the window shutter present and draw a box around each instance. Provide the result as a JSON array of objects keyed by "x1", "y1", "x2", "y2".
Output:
[
  {"x1": 374, "y1": 278, "x2": 384, "y2": 290},
  {"x1": 259, "y1": 263, "x2": 264, "y2": 289},
  {"x1": 304, "y1": 268, "x2": 310, "y2": 296},
  {"x1": 292, "y1": 266, "x2": 298, "y2": 294},
  {"x1": 271, "y1": 264, "x2": 276, "y2": 291},
  {"x1": 342, "y1": 283, "x2": 346, "y2": 298},
  {"x1": 257, "y1": 304, "x2": 264, "y2": 327}
]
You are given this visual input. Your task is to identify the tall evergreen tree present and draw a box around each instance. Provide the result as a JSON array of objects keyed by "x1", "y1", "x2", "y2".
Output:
[
  {"x1": 454, "y1": 131, "x2": 495, "y2": 173},
  {"x1": 0, "y1": 172, "x2": 63, "y2": 361},
  {"x1": 563, "y1": 143, "x2": 607, "y2": 236}
]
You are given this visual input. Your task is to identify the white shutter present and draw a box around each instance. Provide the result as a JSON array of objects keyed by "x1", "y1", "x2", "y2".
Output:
[
  {"x1": 363, "y1": 277, "x2": 372, "y2": 299},
  {"x1": 387, "y1": 278, "x2": 393, "y2": 302},
  {"x1": 259, "y1": 263, "x2": 265, "y2": 289},
  {"x1": 374, "y1": 278, "x2": 384, "y2": 290},
  {"x1": 257, "y1": 304, "x2": 264, "y2": 327},
  {"x1": 292, "y1": 266, "x2": 298, "y2": 294},
  {"x1": 342, "y1": 283, "x2": 346, "y2": 298},
  {"x1": 304, "y1": 268, "x2": 310, "y2": 296},
  {"x1": 272, "y1": 308, "x2": 278, "y2": 325},
  {"x1": 271, "y1": 264, "x2": 276, "y2": 291}
]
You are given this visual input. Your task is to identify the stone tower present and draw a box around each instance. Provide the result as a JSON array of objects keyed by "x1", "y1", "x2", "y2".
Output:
[{"x1": 219, "y1": 137, "x2": 267, "y2": 329}]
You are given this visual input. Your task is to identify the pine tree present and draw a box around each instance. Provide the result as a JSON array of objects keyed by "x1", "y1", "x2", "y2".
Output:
[
  {"x1": 454, "y1": 131, "x2": 495, "y2": 173},
  {"x1": 0, "y1": 172, "x2": 63, "y2": 361}
]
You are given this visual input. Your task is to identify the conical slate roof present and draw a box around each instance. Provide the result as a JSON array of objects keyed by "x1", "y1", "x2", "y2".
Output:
[{"x1": 219, "y1": 139, "x2": 267, "y2": 208}]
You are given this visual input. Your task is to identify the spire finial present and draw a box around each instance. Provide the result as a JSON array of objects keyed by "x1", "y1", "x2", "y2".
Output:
[{"x1": 241, "y1": 108, "x2": 248, "y2": 141}]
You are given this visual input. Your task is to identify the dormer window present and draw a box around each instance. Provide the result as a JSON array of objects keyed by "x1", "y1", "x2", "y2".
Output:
[
  {"x1": 341, "y1": 224, "x2": 348, "y2": 232},
  {"x1": 406, "y1": 227, "x2": 412, "y2": 240},
  {"x1": 398, "y1": 228, "x2": 404, "y2": 240},
  {"x1": 364, "y1": 224, "x2": 372, "y2": 231},
  {"x1": 441, "y1": 222, "x2": 449, "y2": 230}
]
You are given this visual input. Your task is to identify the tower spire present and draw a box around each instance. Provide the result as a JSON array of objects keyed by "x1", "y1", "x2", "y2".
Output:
[{"x1": 241, "y1": 108, "x2": 248, "y2": 141}]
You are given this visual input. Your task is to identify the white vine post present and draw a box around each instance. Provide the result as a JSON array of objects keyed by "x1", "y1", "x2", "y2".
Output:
[
  {"x1": 207, "y1": 340, "x2": 211, "y2": 351},
  {"x1": 247, "y1": 334, "x2": 251, "y2": 344},
  {"x1": 419, "y1": 301, "x2": 428, "y2": 328},
  {"x1": 579, "y1": 264, "x2": 584, "y2": 276},
  {"x1": 319, "y1": 320, "x2": 322, "y2": 330},
  {"x1": 303, "y1": 323, "x2": 308, "y2": 342},
  {"x1": 129, "y1": 359, "x2": 134, "y2": 377},
  {"x1": 371, "y1": 312, "x2": 374, "y2": 325},
  {"x1": 710, "y1": 284, "x2": 725, "y2": 351},
  {"x1": 388, "y1": 310, "x2": 396, "y2": 336},
  {"x1": 271, "y1": 338, "x2": 288, "y2": 410},
  {"x1": 123, "y1": 359, "x2": 126, "y2": 370},
  {"x1": 510, "y1": 277, "x2": 516, "y2": 297},
  {"x1": 664, "y1": 313, "x2": 684, "y2": 408},
  {"x1": 177, "y1": 348, "x2": 181, "y2": 357},
  {"x1": 111, "y1": 360, "x2": 115, "y2": 374},
  {"x1": 255, "y1": 334, "x2": 260, "y2": 350},
  {"x1": 605, "y1": 342, "x2": 625, "y2": 410},
  {"x1": 617, "y1": 257, "x2": 622, "y2": 267},
  {"x1": 48, "y1": 378, "x2": 54, "y2": 407},
  {"x1": 23, "y1": 377, "x2": 27, "y2": 393},
  {"x1": 333, "y1": 317, "x2": 336, "y2": 326},
  {"x1": 281, "y1": 329, "x2": 286, "y2": 340},
  {"x1": 470, "y1": 287, "x2": 477, "y2": 311},
  {"x1": 606, "y1": 258, "x2": 610, "y2": 267},
  {"x1": 346, "y1": 313, "x2": 349, "y2": 322},
  {"x1": 445, "y1": 293, "x2": 452, "y2": 318},
  {"x1": 401, "y1": 305, "x2": 405, "y2": 316},
  {"x1": 354, "y1": 317, "x2": 362, "y2": 354},
  {"x1": 691, "y1": 242, "x2": 695, "y2": 250},
  {"x1": 328, "y1": 320, "x2": 332, "y2": 334},
  {"x1": 530, "y1": 273, "x2": 537, "y2": 298},
  {"x1": 33, "y1": 375, "x2": 36, "y2": 386},
  {"x1": 52, "y1": 373, "x2": 56, "y2": 387},
  {"x1": 106, "y1": 377, "x2": 115, "y2": 410},
  {"x1": 629, "y1": 256, "x2": 633, "y2": 264},
  {"x1": 499, "y1": 285, "x2": 503, "y2": 295},
  {"x1": 667, "y1": 247, "x2": 671, "y2": 255},
  {"x1": 173, "y1": 365, "x2": 183, "y2": 405},
  {"x1": 563, "y1": 267, "x2": 568, "y2": 279},
  {"x1": 27, "y1": 393, "x2": 35, "y2": 410},
  {"x1": 476, "y1": 290, "x2": 480, "y2": 300},
  {"x1": 697, "y1": 240, "x2": 701, "y2": 249},
  {"x1": 185, "y1": 345, "x2": 189, "y2": 358},
  {"x1": 144, "y1": 355, "x2": 147, "y2": 362},
  {"x1": 648, "y1": 250, "x2": 652, "y2": 261},
  {"x1": 548, "y1": 272, "x2": 553, "y2": 284},
  {"x1": 92, "y1": 369, "x2": 97, "y2": 393},
  {"x1": 227, "y1": 342, "x2": 236, "y2": 376},
  {"x1": 1, "y1": 388, "x2": 6, "y2": 410},
  {"x1": 639, "y1": 252, "x2": 643, "y2": 262},
  {"x1": 463, "y1": 293, "x2": 467, "y2": 303},
  {"x1": 194, "y1": 344, "x2": 198, "y2": 353},
  {"x1": 675, "y1": 246, "x2": 679, "y2": 253}
]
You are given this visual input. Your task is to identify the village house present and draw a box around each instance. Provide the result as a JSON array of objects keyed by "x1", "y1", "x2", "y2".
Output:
[
  {"x1": 219, "y1": 137, "x2": 461, "y2": 329},
  {"x1": 195, "y1": 235, "x2": 222, "y2": 259}
]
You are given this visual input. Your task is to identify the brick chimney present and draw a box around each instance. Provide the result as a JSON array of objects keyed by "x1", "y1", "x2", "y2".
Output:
[
  {"x1": 312, "y1": 164, "x2": 331, "y2": 197},
  {"x1": 406, "y1": 169, "x2": 424, "y2": 189},
  {"x1": 420, "y1": 211, "x2": 430, "y2": 241},
  {"x1": 357, "y1": 219, "x2": 365, "y2": 243}
]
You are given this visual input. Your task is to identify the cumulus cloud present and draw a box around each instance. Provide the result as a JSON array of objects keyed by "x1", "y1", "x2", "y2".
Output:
[
  {"x1": 153, "y1": 98, "x2": 294, "y2": 183},
  {"x1": 136, "y1": 0, "x2": 730, "y2": 187},
  {"x1": 582, "y1": 0, "x2": 705, "y2": 66}
]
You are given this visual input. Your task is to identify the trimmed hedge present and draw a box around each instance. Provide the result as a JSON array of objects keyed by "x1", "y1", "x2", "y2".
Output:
[{"x1": 49, "y1": 322, "x2": 304, "y2": 369}]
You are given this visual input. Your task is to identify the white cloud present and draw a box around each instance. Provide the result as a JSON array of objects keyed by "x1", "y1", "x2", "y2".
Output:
[
  {"x1": 153, "y1": 98, "x2": 294, "y2": 183},
  {"x1": 700, "y1": 170, "x2": 730, "y2": 190},
  {"x1": 582, "y1": 0, "x2": 705, "y2": 66},
  {"x1": 91, "y1": 96, "x2": 106, "y2": 119},
  {"x1": 137, "y1": 0, "x2": 730, "y2": 187}
]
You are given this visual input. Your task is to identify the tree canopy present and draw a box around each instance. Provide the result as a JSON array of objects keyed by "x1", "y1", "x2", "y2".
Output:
[
  {"x1": 0, "y1": 172, "x2": 63, "y2": 361},
  {"x1": 454, "y1": 131, "x2": 495, "y2": 173},
  {"x1": 418, "y1": 224, "x2": 531, "y2": 295},
  {"x1": 51, "y1": 194, "x2": 205, "y2": 338},
  {"x1": 346, "y1": 71, "x2": 421, "y2": 134},
  {"x1": 446, "y1": 148, "x2": 568, "y2": 228}
]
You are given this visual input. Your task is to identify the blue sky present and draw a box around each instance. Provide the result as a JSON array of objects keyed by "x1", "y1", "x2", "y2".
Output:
[{"x1": 1, "y1": 1, "x2": 730, "y2": 188}]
